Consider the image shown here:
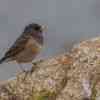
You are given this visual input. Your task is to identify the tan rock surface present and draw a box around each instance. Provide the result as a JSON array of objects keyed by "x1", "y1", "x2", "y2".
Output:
[{"x1": 0, "y1": 37, "x2": 100, "y2": 100}]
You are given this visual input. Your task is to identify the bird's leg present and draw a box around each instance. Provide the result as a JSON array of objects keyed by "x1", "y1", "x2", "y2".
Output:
[
  {"x1": 17, "y1": 63, "x2": 29, "y2": 81},
  {"x1": 29, "y1": 63, "x2": 37, "y2": 74},
  {"x1": 30, "y1": 59, "x2": 43, "y2": 73}
]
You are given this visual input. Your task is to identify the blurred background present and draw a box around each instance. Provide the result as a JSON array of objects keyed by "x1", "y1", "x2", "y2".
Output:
[{"x1": 0, "y1": 0, "x2": 99, "y2": 80}]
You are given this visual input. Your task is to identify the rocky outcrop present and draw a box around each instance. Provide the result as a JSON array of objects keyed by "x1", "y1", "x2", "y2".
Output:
[{"x1": 0, "y1": 37, "x2": 100, "y2": 100}]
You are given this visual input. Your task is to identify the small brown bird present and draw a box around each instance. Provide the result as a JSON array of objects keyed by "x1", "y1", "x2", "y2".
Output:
[{"x1": 0, "y1": 23, "x2": 45, "y2": 66}]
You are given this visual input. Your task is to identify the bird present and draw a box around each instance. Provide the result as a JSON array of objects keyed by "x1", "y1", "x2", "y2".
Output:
[{"x1": 0, "y1": 23, "x2": 46, "y2": 70}]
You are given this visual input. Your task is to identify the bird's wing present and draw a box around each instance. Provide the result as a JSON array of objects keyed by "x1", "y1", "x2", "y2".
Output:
[{"x1": 4, "y1": 33, "x2": 29, "y2": 58}]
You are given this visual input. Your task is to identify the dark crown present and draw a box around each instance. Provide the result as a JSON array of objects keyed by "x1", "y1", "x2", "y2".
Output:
[{"x1": 24, "y1": 23, "x2": 42, "y2": 33}]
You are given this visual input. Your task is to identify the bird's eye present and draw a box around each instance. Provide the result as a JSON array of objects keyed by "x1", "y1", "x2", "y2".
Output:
[
  {"x1": 34, "y1": 26, "x2": 41, "y2": 31},
  {"x1": 24, "y1": 24, "x2": 42, "y2": 33}
]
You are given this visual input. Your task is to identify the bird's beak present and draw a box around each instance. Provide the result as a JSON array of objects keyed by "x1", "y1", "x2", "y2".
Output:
[{"x1": 42, "y1": 25, "x2": 48, "y2": 33}]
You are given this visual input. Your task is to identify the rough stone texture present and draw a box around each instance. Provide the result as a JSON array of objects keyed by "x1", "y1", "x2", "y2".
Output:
[
  {"x1": 0, "y1": 55, "x2": 71, "y2": 100},
  {"x1": 56, "y1": 37, "x2": 100, "y2": 100},
  {"x1": 0, "y1": 37, "x2": 100, "y2": 100}
]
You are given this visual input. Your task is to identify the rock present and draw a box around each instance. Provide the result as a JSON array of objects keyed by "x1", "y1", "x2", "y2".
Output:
[{"x1": 0, "y1": 37, "x2": 100, "y2": 100}]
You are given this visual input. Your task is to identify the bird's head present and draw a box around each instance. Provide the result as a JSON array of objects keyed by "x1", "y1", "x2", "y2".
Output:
[{"x1": 23, "y1": 23, "x2": 47, "y2": 45}]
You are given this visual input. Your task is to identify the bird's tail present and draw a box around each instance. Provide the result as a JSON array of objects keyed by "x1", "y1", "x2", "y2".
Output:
[{"x1": 0, "y1": 57, "x2": 7, "y2": 64}]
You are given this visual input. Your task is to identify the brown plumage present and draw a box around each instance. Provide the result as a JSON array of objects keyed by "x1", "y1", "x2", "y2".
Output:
[{"x1": 0, "y1": 23, "x2": 45, "y2": 64}]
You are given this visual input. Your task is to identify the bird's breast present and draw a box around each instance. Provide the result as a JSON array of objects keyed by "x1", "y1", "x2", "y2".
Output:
[
  {"x1": 26, "y1": 37, "x2": 42, "y2": 52},
  {"x1": 15, "y1": 37, "x2": 42, "y2": 63}
]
